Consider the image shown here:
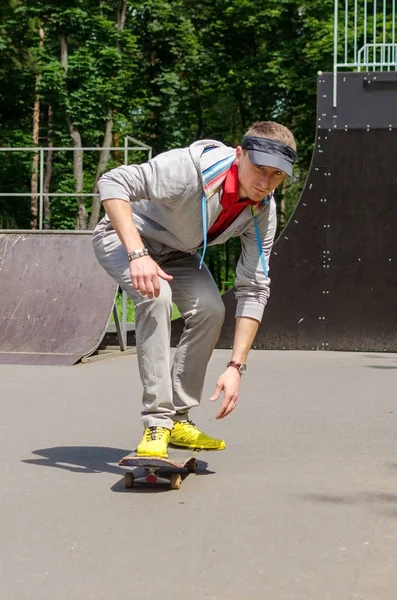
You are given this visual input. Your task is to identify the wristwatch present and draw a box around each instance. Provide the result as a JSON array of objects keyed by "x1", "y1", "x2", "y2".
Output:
[
  {"x1": 227, "y1": 361, "x2": 247, "y2": 375},
  {"x1": 127, "y1": 248, "x2": 149, "y2": 262}
]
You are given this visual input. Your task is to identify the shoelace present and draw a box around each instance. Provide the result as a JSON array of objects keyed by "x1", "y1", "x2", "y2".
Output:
[
  {"x1": 183, "y1": 420, "x2": 202, "y2": 432},
  {"x1": 145, "y1": 426, "x2": 167, "y2": 441}
]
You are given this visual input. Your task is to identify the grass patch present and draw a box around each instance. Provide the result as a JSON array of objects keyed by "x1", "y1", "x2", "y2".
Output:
[{"x1": 111, "y1": 292, "x2": 181, "y2": 323}]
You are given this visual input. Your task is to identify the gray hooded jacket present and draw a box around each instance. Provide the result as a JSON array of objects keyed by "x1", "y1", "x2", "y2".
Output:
[{"x1": 95, "y1": 139, "x2": 277, "y2": 322}]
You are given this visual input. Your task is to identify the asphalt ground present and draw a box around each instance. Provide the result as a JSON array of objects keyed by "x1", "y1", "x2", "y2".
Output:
[{"x1": 1, "y1": 349, "x2": 397, "y2": 600}]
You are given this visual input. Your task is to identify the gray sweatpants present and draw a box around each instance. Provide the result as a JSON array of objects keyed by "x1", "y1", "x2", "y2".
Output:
[{"x1": 92, "y1": 230, "x2": 225, "y2": 429}]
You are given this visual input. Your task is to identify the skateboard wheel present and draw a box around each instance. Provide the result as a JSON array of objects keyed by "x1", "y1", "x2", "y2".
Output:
[
  {"x1": 170, "y1": 473, "x2": 182, "y2": 490},
  {"x1": 187, "y1": 458, "x2": 197, "y2": 473},
  {"x1": 124, "y1": 472, "x2": 135, "y2": 489}
]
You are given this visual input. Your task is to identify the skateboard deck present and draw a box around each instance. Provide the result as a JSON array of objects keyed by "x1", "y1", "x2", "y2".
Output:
[{"x1": 119, "y1": 448, "x2": 200, "y2": 490}]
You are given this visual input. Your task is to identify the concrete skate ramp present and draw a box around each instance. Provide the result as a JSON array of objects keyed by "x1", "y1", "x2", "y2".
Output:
[
  {"x1": 217, "y1": 71, "x2": 397, "y2": 352},
  {"x1": 0, "y1": 231, "x2": 118, "y2": 365}
]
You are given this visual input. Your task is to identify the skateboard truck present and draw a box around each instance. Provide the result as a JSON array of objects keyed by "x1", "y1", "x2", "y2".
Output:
[{"x1": 119, "y1": 450, "x2": 199, "y2": 490}]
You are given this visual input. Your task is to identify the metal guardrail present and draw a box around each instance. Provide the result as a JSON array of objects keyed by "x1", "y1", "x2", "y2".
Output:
[
  {"x1": 333, "y1": 0, "x2": 397, "y2": 106},
  {"x1": 0, "y1": 136, "x2": 152, "y2": 347}
]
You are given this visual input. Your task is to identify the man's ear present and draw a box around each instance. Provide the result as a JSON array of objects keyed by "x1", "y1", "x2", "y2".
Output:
[{"x1": 235, "y1": 145, "x2": 243, "y2": 165}]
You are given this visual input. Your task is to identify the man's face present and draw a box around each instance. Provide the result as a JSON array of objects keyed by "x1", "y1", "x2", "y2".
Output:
[{"x1": 235, "y1": 146, "x2": 286, "y2": 202}]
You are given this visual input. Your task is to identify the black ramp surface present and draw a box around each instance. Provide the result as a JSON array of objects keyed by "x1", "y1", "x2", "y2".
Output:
[
  {"x1": 0, "y1": 231, "x2": 118, "y2": 365},
  {"x1": 217, "y1": 71, "x2": 397, "y2": 352}
]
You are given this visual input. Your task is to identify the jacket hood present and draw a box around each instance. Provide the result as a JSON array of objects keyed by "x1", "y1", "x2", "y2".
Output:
[{"x1": 188, "y1": 140, "x2": 236, "y2": 199}]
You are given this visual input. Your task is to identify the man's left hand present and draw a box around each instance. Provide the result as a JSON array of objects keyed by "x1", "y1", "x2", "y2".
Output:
[{"x1": 210, "y1": 367, "x2": 241, "y2": 419}]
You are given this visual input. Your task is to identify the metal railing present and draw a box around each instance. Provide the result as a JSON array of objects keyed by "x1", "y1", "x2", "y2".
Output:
[
  {"x1": 333, "y1": 0, "x2": 397, "y2": 106},
  {"x1": 0, "y1": 136, "x2": 152, "y2": 347},
  {"x1": 0, "y1": 137, "x2": 152, "y2": 228}
]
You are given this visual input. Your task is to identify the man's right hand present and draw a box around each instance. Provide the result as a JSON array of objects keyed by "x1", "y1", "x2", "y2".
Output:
[{"x1": 130, "y1": 255, "x2": 173, "y2": 299}]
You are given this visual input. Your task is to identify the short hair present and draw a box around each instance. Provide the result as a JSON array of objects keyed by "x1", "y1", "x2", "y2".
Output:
[{"x1": 244, "y1": 121, "x2": 296, "y2": 151}]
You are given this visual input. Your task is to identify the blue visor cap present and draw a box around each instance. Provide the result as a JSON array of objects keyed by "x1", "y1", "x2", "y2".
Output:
[{"x1": 241, "y1": 136, "x2": 296, "y2": 177}]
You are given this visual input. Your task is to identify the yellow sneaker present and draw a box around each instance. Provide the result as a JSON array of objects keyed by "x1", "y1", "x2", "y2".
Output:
[
  {"x1": 170, "y1": 421, "x2": 226, "y2": 451},
  {"x1": 136, "y1": 427, "x2": 171, "y2": 458}
]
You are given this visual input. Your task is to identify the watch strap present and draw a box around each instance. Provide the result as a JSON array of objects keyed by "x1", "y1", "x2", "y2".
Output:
[
  {"x1": 127, "y1": 248, "x2": 149, "y2": 262},
  {"x1": 227, "y1": 360, "x2": 246, "y2": 375}
]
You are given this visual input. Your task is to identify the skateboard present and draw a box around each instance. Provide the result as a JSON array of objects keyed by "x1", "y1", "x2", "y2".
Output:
[{"x1": 119, "y1": 448, "x2": 200, "y2": 490}]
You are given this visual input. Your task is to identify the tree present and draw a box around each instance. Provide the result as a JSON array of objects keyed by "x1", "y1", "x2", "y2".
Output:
[{"x1": 0, "y1": 0, "x2": 339, "y2": 237}]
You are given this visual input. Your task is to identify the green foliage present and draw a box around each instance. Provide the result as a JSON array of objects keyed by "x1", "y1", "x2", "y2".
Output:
[
  {"x1": 112, "y1": 291, "x2": 181, "y2": 323},
  {"x1": 0, "y1": 0, "x2": 341, "y2": 280},
  {"x1": 48, "y1": 174, "x2": 80, "y2": 229}
]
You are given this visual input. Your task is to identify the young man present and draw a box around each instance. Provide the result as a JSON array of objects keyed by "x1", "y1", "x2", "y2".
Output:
[{"x1": 93, "y1": 121, "x2": 296, "y2": 457}]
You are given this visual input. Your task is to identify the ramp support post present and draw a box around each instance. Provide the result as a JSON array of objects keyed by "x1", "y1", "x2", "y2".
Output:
[{"x1": 112, "y1": 304, "x2": 126, "y2": 352}]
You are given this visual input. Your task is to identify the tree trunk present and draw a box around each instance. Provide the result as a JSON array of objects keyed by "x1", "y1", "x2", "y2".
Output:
[
  {"x1": 66, "y1": 115, "x2": 86, "y2": 229},
  {"x1": 216, "y1": 250, "x2": 221, "y2": 289},
  {"x1": 279, "y1": 177, "x2": 287, "y2": 231},
  {"x1": 31, "y1": 145, "x2": 39, "y2": 229},
  {"x1": 43, "y1": 104, "x2": 54, "y2": 228},
  {"x1": 88, "y1": 106, "x2": 113, "y2": 229},
  {"x1": 116, "y1": 0, "x2": 128, "y2": 53},
  {"x1": 60, "y1": 30, "x2": 67, "y2": 70},
  {"x1": 60, "y1": 31, "x2": 86, "y2": 229},
  {"x1": 31, "y1": 27, "x2": 44, "y2": 229},
  {"x1": 88, "y1": 0, "x2": 129, "y2": 228},
  {"x1": 225, "y1": 240, "x2": 230, "y2": 284},
  {"x1": 113, "y1": 130, "x2": 121, "y2": 161},
  {"x1": 279, "y1": 196, "x2": 285, "y2": 230}
]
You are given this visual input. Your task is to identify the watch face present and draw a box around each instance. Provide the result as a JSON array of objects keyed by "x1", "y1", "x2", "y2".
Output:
[{"x1": 240, "y1": 364, "x2": 247, "y2": 375}]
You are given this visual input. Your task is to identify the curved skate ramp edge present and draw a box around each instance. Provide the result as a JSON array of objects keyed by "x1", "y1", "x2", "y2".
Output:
[
  {"x1": 0, "y1": 230, "x2": 118, "y2": 365},
  {"x1": 211, "y1": 71, "x2": 397, "y2": 352}
]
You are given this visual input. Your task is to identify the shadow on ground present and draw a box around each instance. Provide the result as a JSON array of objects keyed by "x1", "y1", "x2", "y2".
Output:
[
  {"x1": 364, "y1": 354, "x2": 397, "y2": 369},
  {"x1": 22, "y1": 446, "x2": 129, "y2": 474},
  {"x1": 22, "y1": 446, "x2": 214, "y2": 493},
  {"x1": 300, "y1": 488, "x2": 397, "y2": 518}
]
